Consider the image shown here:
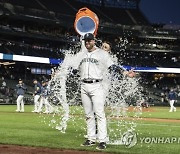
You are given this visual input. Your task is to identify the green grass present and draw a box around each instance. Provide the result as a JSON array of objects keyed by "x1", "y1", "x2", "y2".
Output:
[
  {"x1": 140, "y1": 107, "x2": 180, "y2": 119},
  {"x1": 0, "y1": 105, "x2": 180, "y2": 154}
]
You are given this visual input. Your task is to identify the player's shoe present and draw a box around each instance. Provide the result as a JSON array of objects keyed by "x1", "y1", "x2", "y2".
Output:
[
  {"x1": 55, "y1": 126, "x2": 62, "y2": 131},
  {"x1": 96, "y1": 142, "x2": 106, "y2": 150},
  {"x1": 36, "y1": 110, "x2": 42, "y2": 113},
  {"x1": 15, "y1": 110, "x2": 20, "y2": 112},
  {"x1": 81, "y1": 140, "x2": 95, "y2": 146}
]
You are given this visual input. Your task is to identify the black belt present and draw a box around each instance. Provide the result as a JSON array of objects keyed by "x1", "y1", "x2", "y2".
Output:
[{"x1": 82, "y1": 79, "x2": 102, "y2": 84}]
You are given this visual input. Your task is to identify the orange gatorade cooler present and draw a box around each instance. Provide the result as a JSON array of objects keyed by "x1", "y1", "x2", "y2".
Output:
[{"x1": 74, "y1": 7, "x2": 99, "y2": 36}]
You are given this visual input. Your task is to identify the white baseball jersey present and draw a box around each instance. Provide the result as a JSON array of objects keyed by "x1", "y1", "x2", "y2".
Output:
[{"x1": 75, "y1": 47, "x2": 114, "y2": 80}]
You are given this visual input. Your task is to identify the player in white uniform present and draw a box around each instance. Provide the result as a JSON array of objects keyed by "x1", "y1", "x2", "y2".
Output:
[
  {"x1": 73, "y1": 33, "x2": 116, "y2": 150},
  {"x1": 15, "y1": 79, "x2": 27, "y2": 112},
  {"x1": 73, "y1": 33, "x2": 135, "y2": 150},
  {"x1": 37, "y1": 80, "x2": 53, "y2": 113},
  {"x1": 168, "y1": 88, "x2": 177, "y2": 112},
  {"x1": 32, "y1": 79, "x2": 41, "y2": 113}
]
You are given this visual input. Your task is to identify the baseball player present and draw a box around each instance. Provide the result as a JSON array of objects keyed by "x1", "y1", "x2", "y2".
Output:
[
  {"x1": 73, "y1": 33, "x2": 136, "y2": 150},
  {"x1": 101, "y1": 41, "x2": 135, "y2": 77},
  {"x1": 32, "y1": 79, "x2": 41, "y2": 113},
  {"x1": 83, "y1": 41, "x2": 115, "y2": 139},
  {"x1": 168, "y1": 88, "x2": 177, "y2": 112},
  {"x1": 72, "y1": 33, "x2": 124, "y2": 150},
  {"x1": 37, "y1": 80, "x2": 53, "y2": 113},
  {"x1": 15, "y1": 79, "x2": 27, "y2": 112}
]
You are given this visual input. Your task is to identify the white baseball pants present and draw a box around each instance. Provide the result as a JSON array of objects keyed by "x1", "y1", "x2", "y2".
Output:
[
  {"x1": 33, "y1": 95, "x2": 40, "y2": 112},
  {"x1": 16, "y1": 95, "x2": 24, "y2": 112},
  {"x1": 81, "y1": 82, "x2": 107, "y2": 143},
  {"x1": 169, "y1": 100, "x2": 176, "y2": 112},
  {"x1": 38, "y1": 97, "x2": 53, "y2": 113}
]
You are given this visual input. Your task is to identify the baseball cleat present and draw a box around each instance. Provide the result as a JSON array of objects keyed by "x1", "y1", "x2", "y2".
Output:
[
  {"x1": 81, "y1": 140, "x2": 96, "y2": 146},
  {"x1": 31, "y1": 110, "x2": 37, "y2": 112},
  {"x1": 96, "y1": 142, "x2": 106, "y2": 150},
  {"x1": 55, "y1": 126, "x2": 62, "y2": 130}
]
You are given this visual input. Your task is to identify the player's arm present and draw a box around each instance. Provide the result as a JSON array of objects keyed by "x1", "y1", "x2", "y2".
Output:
[
  {"x1": 123, "y1": 69, "x2": 136, "y2": 78},
  {"x1": 108, "y1": 64, "x2": 125, "y2": 74},
  {"x1": 108, "y1": 64, "x2": 136, "y2": 78},
  {"x1": 36, "y1": 85, "x2": 41, "y2": 93},
  {"x1": 22, "y1": 84, "x2": 27, "y2": 90},
  {"x1": 16, "y1": 84, "x2": 21, "y2": 88}
]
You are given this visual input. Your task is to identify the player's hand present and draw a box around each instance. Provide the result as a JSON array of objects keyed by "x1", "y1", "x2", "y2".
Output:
[{"x1": 124, "y1": 70, "x2": 136, "y2": 78}]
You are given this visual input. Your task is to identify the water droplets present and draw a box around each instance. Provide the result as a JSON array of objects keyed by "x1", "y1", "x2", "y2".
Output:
[{"x1": 38, "y1": 40, "x2": 144, "y2": 146}]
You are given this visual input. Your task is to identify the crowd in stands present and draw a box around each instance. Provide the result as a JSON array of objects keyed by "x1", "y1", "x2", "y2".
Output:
[
  {"x1": 0, "y1": 62, "x2": 179, "y2": 106},
  {"x1": 0, "y1": 0, "x2": 179, "y2": 107},
  {"x1": 141, "y1": 74, "x2": 180, "y2": 106},
  {"x1": 0, "y1": 36, "x2": 179, "y2": 69}
]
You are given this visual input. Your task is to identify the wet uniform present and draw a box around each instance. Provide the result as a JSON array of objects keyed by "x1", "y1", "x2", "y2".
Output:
[{"x1": 77, "y1": 47, "x2": 114, "y2": 142}]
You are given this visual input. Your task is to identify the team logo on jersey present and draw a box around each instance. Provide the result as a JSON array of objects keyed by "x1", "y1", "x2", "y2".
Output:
[{"x1": 80, "y1": 58, "x2": 99, "y2": 66}]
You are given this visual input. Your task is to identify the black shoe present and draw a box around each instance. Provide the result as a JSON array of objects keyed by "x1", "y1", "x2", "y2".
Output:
[
  {"x1": 81, "y1": 140, "x2": 96, "y2": 146},
  {"x1": 96, "y1": 142, "x2": 106, "y2": 150}
]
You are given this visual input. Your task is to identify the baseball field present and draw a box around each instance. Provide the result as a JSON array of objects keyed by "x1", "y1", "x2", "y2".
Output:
[{"x1": 0, "y1": 105, "x2": 180, "y2": 154}]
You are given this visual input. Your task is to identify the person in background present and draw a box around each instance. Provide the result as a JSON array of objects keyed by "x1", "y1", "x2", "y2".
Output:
[
  {"x1": 101, "y1": 41, "x2": 135, "y2": 77},
  {"x1": 101, "y1": 41, "x2": 111, "y2": 52},
  {"x1": 37, "y1": 80, "x2": 53, "y2": 113},
  {"x1": 44, "y1": 79, "x2": 53, "y2": 113},
  {"x1": 0, "y1": 76, "x2": 7, "y2": 94},
  {"x1": 15, "y1": 79, "x2": 27, "y2": 112},
  {"x1": 168, "y1": 88, "x2": 177, "y2": 112},
  {"x1": 32, "y1": 79, "x2": 41, "y2": 113}
]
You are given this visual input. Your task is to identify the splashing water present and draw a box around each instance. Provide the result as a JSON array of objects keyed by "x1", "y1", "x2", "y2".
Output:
[
  {"x1": 39, "y1": 39, "x2": 143, "y2": 145},
  {"x1": 106, "y1": 74, "x2": 143, "y2": 145}
]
